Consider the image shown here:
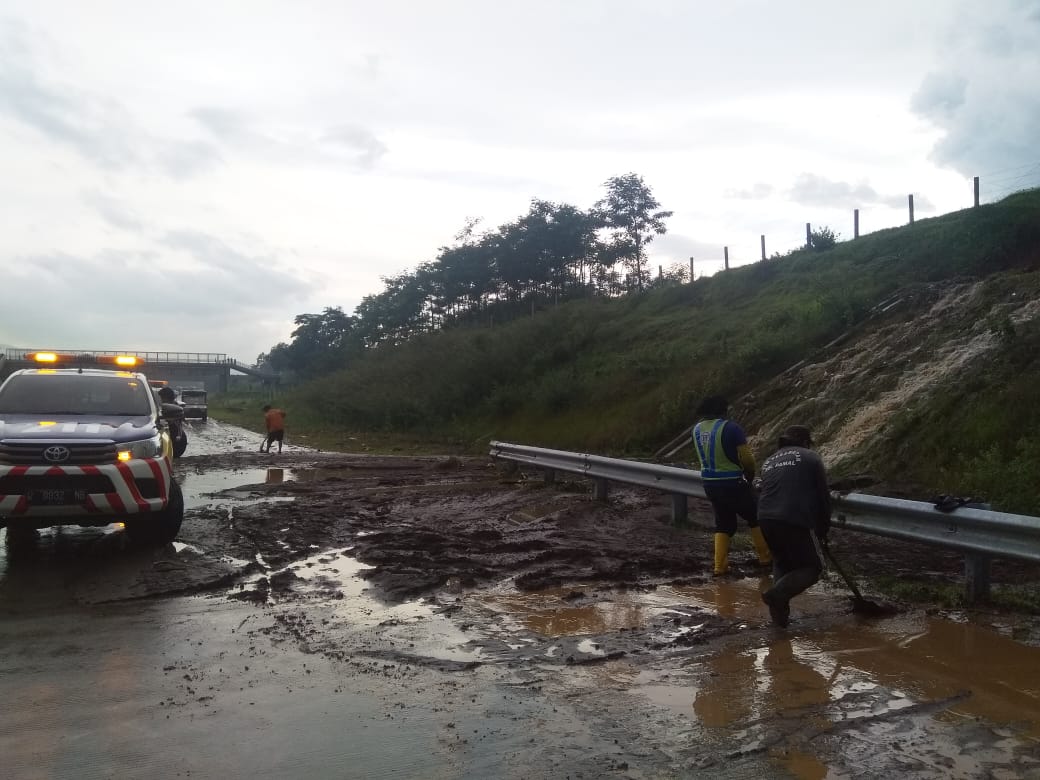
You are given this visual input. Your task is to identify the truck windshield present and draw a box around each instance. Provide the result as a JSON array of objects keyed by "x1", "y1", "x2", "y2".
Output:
[
  {"x1": 180, "y1": 391, "x2": 206, "y2": 403},
  {"x1": 0, "y1": 374, "x2": 152, "y2": 416}
]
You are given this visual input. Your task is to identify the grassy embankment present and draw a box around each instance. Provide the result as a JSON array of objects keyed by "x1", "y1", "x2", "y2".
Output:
[{"x1": 213, "y1": 190, "x2": 1040, "y2": 512}]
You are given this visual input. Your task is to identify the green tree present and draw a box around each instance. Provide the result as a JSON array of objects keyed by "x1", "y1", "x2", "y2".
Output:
[
  {"x1": 259, "y1": 306, "x2": 359, "y2": 377},
  {"x1": 594, "y1": 174, "x2": 673, "y2": 291},
  {"x1": 808, "y1": 226, "x2": 839, "y2": 252}
]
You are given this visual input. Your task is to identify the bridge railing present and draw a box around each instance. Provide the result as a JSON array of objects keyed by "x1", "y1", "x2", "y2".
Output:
[{"x1": 489, "y1": 440, "x2": 1040, "y2": 602}]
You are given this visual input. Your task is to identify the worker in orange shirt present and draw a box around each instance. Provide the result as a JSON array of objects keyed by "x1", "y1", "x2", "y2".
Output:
[{"x1": 261, "y1": 404, "x2": 287, "y2": 453}]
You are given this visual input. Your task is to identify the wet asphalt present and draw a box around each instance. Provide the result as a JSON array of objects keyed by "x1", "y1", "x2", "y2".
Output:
[{"x1": 2, "y1": 420, "x2": 1040, "y2": 779}]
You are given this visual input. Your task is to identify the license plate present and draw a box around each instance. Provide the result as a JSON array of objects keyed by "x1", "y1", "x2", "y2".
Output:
[{"x1": 29, "y1": 489, "x2": 87, "y2": 505}]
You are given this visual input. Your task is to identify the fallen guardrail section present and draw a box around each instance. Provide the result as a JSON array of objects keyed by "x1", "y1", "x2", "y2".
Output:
[{"x1": 489, "y1": 440, "x2": 1040, "y2": 602}]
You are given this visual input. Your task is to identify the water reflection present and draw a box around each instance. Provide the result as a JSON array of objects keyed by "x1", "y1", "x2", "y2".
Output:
[
  {"x1": 483, "y1": 588, "x2": 647, "y2": 635},
  {"x1": 692, "y1": 639, "x2": 832, "y2": 730}
]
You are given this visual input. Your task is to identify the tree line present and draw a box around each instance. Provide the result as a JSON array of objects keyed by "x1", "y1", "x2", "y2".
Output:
[{"x1": 259, "y1": 173, "x2": 677, "y2": 377}]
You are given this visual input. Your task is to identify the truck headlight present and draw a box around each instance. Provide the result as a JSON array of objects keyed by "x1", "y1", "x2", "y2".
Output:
[{"x1": 118, "y1": 434, "x2": 163, "y2": 461}]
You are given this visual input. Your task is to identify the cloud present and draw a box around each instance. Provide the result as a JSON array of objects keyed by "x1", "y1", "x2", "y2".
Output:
[
  {"x1": 0, "y1": 21, "x2": 220, "y2": 179},
  {"x1": 0, "y1": 23, "x2": 139, "y2": 170},
  {"x1": 787, "y1": 173, "x2": 934, "y2": 212},
  {"x1": 725, "y1": 182, "x2": 774, "y2": 200},
  {"x1": 188, "y1": 107, "x2": 248, "y2": 140},
  {"x1": 158, "y1": 139, "x2": 222, "y2": 179},
  {"x1": 911, "y1": 72, "x2": 968, "y2": 121},
  {"x1": 1, "y1": 236, "x2": 316, "y2": 358},
  {"x1": 81, "y1": 191, "x2": 145, "y2": 232},
  {"x1": 913, "y1": 0, "x2": 1040, "y2": 190},
  {"x1": 159, "y1": 230, "x2": 311, "y2": 295},
  {"x1": 321, "y1": 124, "x2": 388, "y2": 169},
  {"x1": 190, "y1": 106, "x2": 389, "y2": 172},
  {"x1": 652, "y1": 232, "x2": 725, "y2": 262}
]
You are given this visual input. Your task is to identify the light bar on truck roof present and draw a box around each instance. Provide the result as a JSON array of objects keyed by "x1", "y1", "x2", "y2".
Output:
[{"x1": 25, "y1": 352, "x2": 145, "y2": 368}]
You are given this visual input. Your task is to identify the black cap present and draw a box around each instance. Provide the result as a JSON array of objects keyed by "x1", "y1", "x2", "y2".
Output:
[
  {"x1": 778, "y1": 425, "x2": 813, "y2": 448},
  {"x1": 696, "y1": 395, "x2": 729, "y2": 418}
]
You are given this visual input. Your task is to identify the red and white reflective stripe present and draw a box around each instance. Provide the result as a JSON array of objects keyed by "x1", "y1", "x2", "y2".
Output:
[
  {"x1": 0, "y1": 466, "x2": 28, "y2": 514},
  {"x1": 0, "y1": 458, "x2": 172, "y2": 515},
  {"x1": 115, "y1": 462, "x2": 150, "y2": 511},
  {"x1": 0, "y1": 494, "x2": 25, "y2": 513},
  {"x1": 1, "y1": 467, "x2": 28, "y2": 514},
  {"x1": 146, "y1": 459, "x2": 168, "y2": 501}
]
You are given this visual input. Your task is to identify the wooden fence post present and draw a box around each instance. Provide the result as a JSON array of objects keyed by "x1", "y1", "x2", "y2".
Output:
[
  {"x1": 974, "y1": 176, "x2": 980, "y2": 208},
  {"x1": 760, "y1": 235, "x2": 766, "y2": 260},
  {"x1": 689, "y1": 256, "x2": 694, "y2": 281},
  {"x1": 854, "y1": 209, "x2": 860, "y2": 239},
  {"x1": 724, "y1": 246, "x2": 729, "y2": 270},
  {"x1": 909, "y1": 194, "x2": 915, "y2": 224},
  {"x1": 806, "y1": 222, "x2": 812, "y2": 248}
]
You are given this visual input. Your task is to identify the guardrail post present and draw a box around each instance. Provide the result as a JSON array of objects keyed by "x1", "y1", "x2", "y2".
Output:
[
  {"x1": 594, "y1": 478, "x2": 609, "y2": 501},
  {"x1": 964, "y1": 554, "x2": 991, "y2": 603},
  {"x1": 543, "y1": 469, "x2": 556, "y2": 485},
  {"x1": 671, "y1": 494, "x2": 689, "y2": 527}
]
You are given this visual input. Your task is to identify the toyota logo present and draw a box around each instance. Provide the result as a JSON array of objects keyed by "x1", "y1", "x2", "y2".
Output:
[{"x1": 43, "y1": 445, "x2": 71, "y2": 463}]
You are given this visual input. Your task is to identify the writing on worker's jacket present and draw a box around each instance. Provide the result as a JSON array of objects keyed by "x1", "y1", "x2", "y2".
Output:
[{"x1": 762, "y1": 451, "x2": 802, "y2": 472}]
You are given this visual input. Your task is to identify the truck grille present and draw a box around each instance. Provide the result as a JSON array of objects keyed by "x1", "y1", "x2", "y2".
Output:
[
  {"x1": 0, "y1": 472, "x2": 115, "y2": 494},
  {"x1": 0, "y1": 441, "x2": 118, "y2": 465}
]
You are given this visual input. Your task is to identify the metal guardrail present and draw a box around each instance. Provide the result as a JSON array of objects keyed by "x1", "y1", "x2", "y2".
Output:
[{"x1": 490, "y1": 441, "x2": 1040, "y2": 601}]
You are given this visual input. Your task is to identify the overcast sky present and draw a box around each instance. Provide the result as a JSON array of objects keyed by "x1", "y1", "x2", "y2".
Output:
[{"x1": 1, "y1": 0, "x2": 1038, "y2": 362}]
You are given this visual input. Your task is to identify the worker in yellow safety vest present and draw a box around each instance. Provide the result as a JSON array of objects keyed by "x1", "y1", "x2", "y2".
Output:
[{"x1": 691, "y1": 396, "x2": 772, "y2": 575}]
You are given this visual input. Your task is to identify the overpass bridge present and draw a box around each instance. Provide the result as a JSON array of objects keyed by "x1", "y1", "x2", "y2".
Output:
[{"x1": 0, "y1": 348, "x2": 278, "y2": 394}]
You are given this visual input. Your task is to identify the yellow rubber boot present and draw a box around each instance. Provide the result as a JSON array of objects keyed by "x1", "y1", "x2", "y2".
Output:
[
  {"x1": 750, "y1": 526, "x2": 773, "y2": 566},
  {"x1": 713, "y1": 533, "x2": 731, "y2": 576}
]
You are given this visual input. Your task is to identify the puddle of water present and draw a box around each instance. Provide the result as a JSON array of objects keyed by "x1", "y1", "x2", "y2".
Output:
[
  {"x1": 479, "y1": 587, "x2": 656, "y2": 636},
  {"x1": 177, "y1": 468, "x2": 275, "y2": 509},
  {"x1": 680, "y1": 616, "x2": 1040, "y2": 776},
  {"x1": 576, "y1": 638, "x2": 605, "y2": 656},
  {"x1": 481, "y1": 578, "x2": 1040, "y2": 773},
  {"x1": 287, "y1": 467, "x2": 355, "y2": 483},
  {"x1": 779, "y1": 751, "x2": 829, "y2": 780},
  {"x1": 477, "y1": 578, "x2": 827, "y2": 639},
  {"x1": 662, "y1": 578, "x2": 836, "y2": 623},
  {"x1": 683, "y1": 618, "x2": 1040, "y2": 729},
  {"x1": 507, "y1": 500, "x2": 567, "y2": 523},
  {"x1": 237, "y1": 548, "x2": 482, "y2": 664},
  {"x1": 814, "y1": 616, "x2": 1040, "y2": 737}
]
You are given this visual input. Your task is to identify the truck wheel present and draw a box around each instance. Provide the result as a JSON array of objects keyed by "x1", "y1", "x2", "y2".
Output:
[{"x1": 126, "y1": 481, "x2": 184, "y2": 545}]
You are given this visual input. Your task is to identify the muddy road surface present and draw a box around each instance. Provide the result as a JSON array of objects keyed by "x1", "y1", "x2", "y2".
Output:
[{"x1": 2, "y1": 419, "x2": 1040, "y2": 779}]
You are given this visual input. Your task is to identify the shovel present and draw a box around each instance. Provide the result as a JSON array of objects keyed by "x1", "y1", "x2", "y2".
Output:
[{"x1": 817, "y1": 537, "x2": 896, "y2": 617}]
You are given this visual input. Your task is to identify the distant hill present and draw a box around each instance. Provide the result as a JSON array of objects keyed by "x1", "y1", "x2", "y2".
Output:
[{"x1": 282, "y1": 189, "x2": 1040, "y2": 513}]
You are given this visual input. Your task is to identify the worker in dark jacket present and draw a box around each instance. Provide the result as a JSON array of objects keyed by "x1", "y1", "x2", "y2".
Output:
[
  {"x1": 692, "y1": 396, "x2": 772, "y2": 575},
  {"x1": 757, "y1": 425, "x2": 831, "y2": 627}
]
